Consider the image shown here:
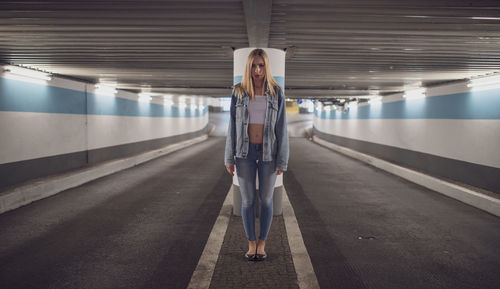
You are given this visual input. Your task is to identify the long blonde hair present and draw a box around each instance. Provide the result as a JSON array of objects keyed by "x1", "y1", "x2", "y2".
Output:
[{"x1": 235, "y1": 48, "x2": 281, "y2": 100}]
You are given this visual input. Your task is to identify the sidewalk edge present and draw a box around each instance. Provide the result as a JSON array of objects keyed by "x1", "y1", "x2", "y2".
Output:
[
  {"x1": 313, "y1": 135, "x2": 500, "y2": 218},
  {"x1": 0, "y1": 135, "x2": 208, "y2": 215}
]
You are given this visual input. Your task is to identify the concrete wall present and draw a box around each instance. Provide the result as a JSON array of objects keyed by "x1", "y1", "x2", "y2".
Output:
[
  {"x1": 313, "y1": 81, "x2": 500, "y2": 193},
  {"x1": 0, "y1": 74, "x2": 208, "y2": 190}
]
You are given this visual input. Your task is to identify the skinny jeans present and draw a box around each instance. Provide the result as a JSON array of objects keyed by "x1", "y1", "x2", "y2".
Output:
[{"x1": 235, "y1": 143, "x2": 277, "y2": 241}]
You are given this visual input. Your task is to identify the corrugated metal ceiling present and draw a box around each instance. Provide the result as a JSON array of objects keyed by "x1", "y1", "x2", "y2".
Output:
[{"x1": 1, "y1": 0, "x2": 499, "y2": 99}]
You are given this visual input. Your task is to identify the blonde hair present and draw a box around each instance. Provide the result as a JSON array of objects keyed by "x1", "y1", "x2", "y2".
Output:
[{"x1": 235, "y1": 48, "x2": 281, "y2": 99}]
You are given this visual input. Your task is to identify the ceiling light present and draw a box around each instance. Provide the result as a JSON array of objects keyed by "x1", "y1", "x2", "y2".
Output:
[
  {"x1": 4, "y1": 65, "x2": 52, "y2": 81},
  {"x1": 467, "y1": 75, "x2": 500, "y2": 89},
  {"x1": 138, "y1": 92, "x2": 153, "y2": 101},
  {"x1": 95, "y1": 83, "x2": 117, "y2": 95},
  {"x1": 368, "y1": 96, "x2": 382, "y2": 104},
  {"x1": 403, "y1": 88, "x2": 426, "y2": 99},
  {"x1": 471, "y1": 17, "x2": 500, "y2": 20}
]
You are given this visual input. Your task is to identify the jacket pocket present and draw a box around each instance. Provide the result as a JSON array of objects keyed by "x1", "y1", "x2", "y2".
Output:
[
  {"x1": 235, "y1": 103, "x2": 246, "y2": 122},
  {"x1": 268, "y1": 100, "x2": 278, "y2": 127}
]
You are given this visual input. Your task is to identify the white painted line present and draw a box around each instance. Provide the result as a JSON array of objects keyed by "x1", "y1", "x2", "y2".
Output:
[
  {"x1": 0, "y1": 135, "x2": 208, "y2": 215},
  {"x1": 282, "y1": 188, "x2": 321, "y2": 289},
  {"x1": 187, "y1": 187, "x2": 233, "y2": 289},
  {"x1": 313, "y1": 135, "x2": 500, "y2": 217}
]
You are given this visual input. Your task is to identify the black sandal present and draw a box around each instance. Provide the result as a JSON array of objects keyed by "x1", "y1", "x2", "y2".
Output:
[
  {"x1": 255, "y1": 253, "x2": 267, "y2": 261},
  {"x1": 245, "y1": 252, "x2": 256, "y2": 261}
]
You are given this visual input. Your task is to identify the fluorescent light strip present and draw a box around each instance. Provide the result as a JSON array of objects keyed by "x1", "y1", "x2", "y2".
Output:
[
  {"x1": 403, "y1": 88, "x2": 426, "y2": 99},
  {"x1": 4, "y1": 65, "x2": 51, "y2": 81},
  {"x1": 95, "y1": 83, "x2": 117, "y2": 95},
  {"x1": 138, "y1": 92, "x2": 153, "y2": 102},
  {"x1": 467, "y1": 75, "x2": 500, "y2": 88},
  {"x1": 368, "y1": 96, "x2": 382, "y2": 104}
]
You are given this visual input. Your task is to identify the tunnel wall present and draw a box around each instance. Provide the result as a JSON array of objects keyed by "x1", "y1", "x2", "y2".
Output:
[
  {"x1": 0, "y1": 75, "x2": 208, "y2": 190},
  {"x1": 313, "y1": 81, "x2": 500, "y2": 193}
]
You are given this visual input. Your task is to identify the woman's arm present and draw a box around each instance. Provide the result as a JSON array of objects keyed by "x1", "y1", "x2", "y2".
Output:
[
  {"x1": 224, "y1": 93, "x2": 237, "y2": 172},
  {"x1": 275, "y1": 88, "x2": 289, "y2": 172}
]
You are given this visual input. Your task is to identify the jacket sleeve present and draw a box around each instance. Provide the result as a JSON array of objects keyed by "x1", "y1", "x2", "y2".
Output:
[
  {"x1": 224, "y1": 93, "x2": 237, "y2": 166},
  {"x1": 275, "y1": 87, "x2": 289, "y2": 171}
]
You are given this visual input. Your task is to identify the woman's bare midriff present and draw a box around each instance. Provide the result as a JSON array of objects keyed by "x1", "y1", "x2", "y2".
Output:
[{"x1": 248, "y1": 124, "x2": 264, "y2": 144}]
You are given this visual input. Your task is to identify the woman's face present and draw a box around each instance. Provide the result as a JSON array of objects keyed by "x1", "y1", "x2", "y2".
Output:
[{"x1": 251, "y1": 56, "x2": 265, "y2": 83}]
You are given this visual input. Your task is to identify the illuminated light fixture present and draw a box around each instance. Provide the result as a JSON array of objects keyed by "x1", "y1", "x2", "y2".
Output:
[
  {"x1": 95, "y1": 83, "x2": 117, "y2": 95},
  {"x1": 368, "y1": 96, "x2": 382, "y2": 104},
  {"x1": 403, "y1": 87, "x2": 426, "y2": 99},
  {"x1": 138, "y1": 92, "x2": 153, "y2": 102},
  {"x1": 163, "y1": 94, "x2": 174, "y2": 106},
  {"x1": 4, "y1": 65, "x2": 52, "y2": 82},
  {"x1": 467, "y1": 75, "x2": 500, "y2": 89},
  {"x1": 471, "y1": 17, "x2": 500, "y2": 20},
  {"x1": 304, "y1": 100, "x2": 314, "y2": 113}
]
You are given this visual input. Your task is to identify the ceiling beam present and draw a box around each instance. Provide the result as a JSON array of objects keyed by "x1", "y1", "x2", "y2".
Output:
[{"x1": 242, "y1": 0, "x2": 272, "y2": 47}]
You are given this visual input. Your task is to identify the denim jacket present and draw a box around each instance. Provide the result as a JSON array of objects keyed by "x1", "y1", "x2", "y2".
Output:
[{"x1": 224, "y1": 85, "x2": 289, "y2": 171}]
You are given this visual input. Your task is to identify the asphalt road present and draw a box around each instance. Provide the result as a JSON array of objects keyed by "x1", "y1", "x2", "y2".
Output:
[
  {"x1": 0, "y1": 137, "x2": 232, "y2": 289},
  {"x1": 284, "y1": 138, "x2": 500, "y2": 289},
  {"x1": 2, "y1": 131, "x2": 499, "y2": 289}
]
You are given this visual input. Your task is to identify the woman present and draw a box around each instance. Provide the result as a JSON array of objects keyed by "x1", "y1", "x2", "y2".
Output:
[{"x1": 224, "y1": 48, "x2": 289, "y2": 261}]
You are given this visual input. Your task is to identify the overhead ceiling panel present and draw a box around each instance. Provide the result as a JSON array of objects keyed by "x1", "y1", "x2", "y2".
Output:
[{"x1": 0, "y1": 0, "x2": 499, "y2": 98}]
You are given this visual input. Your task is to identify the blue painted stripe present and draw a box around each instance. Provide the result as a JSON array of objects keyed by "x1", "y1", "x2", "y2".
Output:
[
  {"x1": 0, "y1": 77, "x2": 207, "y2": 117},
  {"x1": 233, "y1": 75, "x2": 285, "y2": 88},
  {"x1": 0, "y1": 77, "x2": 86, "y2": 114},
  {"x1": 274, "y1": 76, "x2": 285, "y2": 88},
  {"x1": 233, "y1": 76, "x2": 242, "y2": 85},
  {"x1": 315, "y1": 88, "x2": 500, "y2": 120}
]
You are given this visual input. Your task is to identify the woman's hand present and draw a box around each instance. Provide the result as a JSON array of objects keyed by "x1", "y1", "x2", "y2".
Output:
[
  {"x1": 225, "y1": 165, "x2": 235, "y2": 176},
  {"x1": 276, "y1": 170, "x2": 283, "y2": 175}
]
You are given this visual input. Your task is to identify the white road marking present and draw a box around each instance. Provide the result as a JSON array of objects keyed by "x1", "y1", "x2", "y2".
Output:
[{"x1": 187, "y1": 187, "x2": 233, "y2": 289}]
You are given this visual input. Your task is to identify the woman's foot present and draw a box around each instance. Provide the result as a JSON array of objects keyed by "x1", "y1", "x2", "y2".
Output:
[
  {"x1": 245, "y1": 241, "x2": 257, "y2": 260},
  {"x1": 255, "y1": 240, "x2": 267, "y2": 261}
]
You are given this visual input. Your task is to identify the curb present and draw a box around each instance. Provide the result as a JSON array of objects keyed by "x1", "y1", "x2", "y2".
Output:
[
  {"x1": 0, "y1": 135, "x2": 208, "y2": 215},
  {"x1": 313, "y1": 136, "x2": 500, "y2": 218}
]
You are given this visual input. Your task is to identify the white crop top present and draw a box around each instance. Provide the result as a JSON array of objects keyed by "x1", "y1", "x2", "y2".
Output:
[{"x1": 248, "y1": 95, "x2": 267, "y2": 124}]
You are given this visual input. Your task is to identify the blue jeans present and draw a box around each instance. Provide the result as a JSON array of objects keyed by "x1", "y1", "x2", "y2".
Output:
[{"x1": 235, "y1": 143, "x2": 278, "y2": 241}]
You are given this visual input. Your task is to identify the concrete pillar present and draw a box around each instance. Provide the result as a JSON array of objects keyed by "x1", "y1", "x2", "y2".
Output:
[{"x1": 232, "y1": 47, "x2": 285, "y2": 216}]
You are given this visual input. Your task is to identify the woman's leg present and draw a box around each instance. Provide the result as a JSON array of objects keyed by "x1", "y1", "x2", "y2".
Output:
[
  {"x1": 235, "y1": 155, "x2": 258, "y2": 242},
  {"x1": 257, "y1": 159, "x2": 278, "y2": 243}
]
